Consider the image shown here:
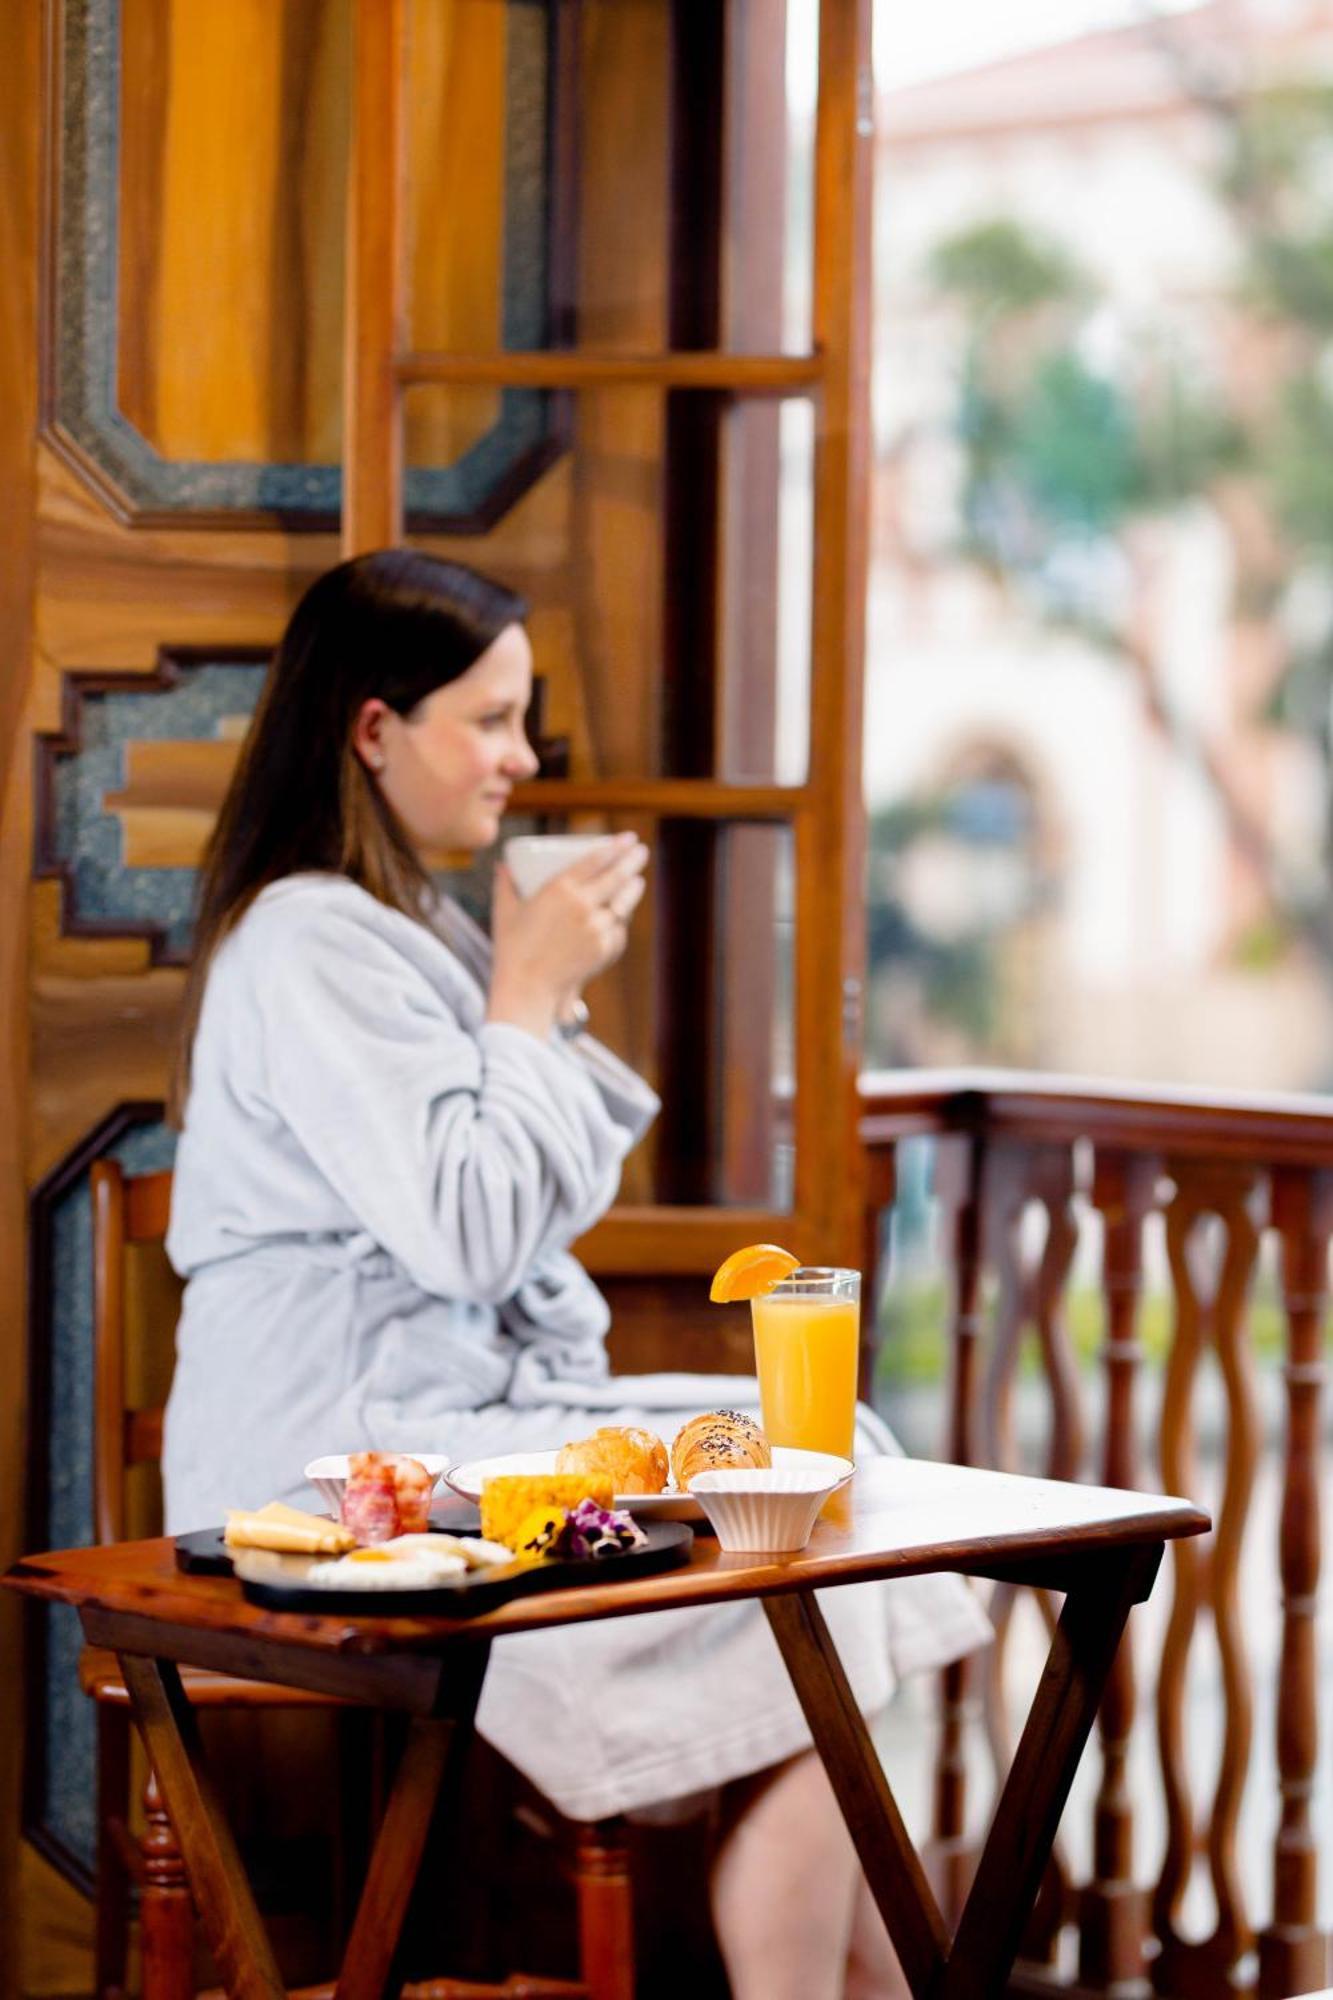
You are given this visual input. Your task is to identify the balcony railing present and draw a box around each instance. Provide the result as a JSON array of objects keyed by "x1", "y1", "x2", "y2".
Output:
[{"x1": 859, "y1": 1070, "x2": 1333, "y2": 1998}]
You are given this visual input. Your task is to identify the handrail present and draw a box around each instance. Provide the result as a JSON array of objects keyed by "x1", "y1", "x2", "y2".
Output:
[{"x1": 859, "y1": 1066, "x2": 1333, "y2": 1165}]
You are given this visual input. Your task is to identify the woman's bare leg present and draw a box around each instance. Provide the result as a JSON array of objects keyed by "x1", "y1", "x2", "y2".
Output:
[
  {"x1": 711, "y1": 1750, "x2": 857, "y2": 2000},
  {"x1": 845, "y1": 1873, "x2": 911, "y2": 2000},
  {"x1": 711, "y1": 1747, "x2": 911, "y2": 2000}
]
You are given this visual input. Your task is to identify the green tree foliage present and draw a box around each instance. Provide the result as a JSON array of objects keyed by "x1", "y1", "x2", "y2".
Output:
[
  {"x1": 927, "y1": 217, "x2": 1084, "y2": 315},
  {"x1": 930, "y1": 219, "x2": 1238, "y2": 592},
  {"x1": 866, "y1": 800, "x2": 1000, "y2": 1052},
  {"x1": 868, "y1": 83, "x2": 1333, "y2": 1046}
]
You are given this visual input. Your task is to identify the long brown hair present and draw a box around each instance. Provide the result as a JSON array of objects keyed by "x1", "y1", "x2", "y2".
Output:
[{"x1": 171, "y1": 549, "x2": 527, "y2": 1121}]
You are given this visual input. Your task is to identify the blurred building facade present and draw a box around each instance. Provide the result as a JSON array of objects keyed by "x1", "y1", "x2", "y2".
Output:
[{"x1": 867, "y1": 0, "x2": 1333, "y2": 1088}]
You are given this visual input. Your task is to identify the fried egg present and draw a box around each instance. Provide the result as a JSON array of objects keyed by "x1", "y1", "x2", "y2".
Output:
[
  {"x1": 300, "y1": 1547, "x2": 468, "y2": 1591},
  {"x1": 382, "y1": 1532, "x2": 513, "y2": 1569}
]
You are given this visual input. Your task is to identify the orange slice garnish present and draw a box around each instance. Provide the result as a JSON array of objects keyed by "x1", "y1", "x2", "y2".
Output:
[{"x1": 709, "y1": 1243, "x2": 801, "y2": 1304}]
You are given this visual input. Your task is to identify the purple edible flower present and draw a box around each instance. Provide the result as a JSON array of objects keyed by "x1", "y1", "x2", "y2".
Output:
[{"x1": 550, "y1": 1498, "x2": 648, "y2": 1560}]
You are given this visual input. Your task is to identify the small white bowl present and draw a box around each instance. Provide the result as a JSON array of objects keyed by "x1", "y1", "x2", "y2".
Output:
[
  {"x1": 302, "y1": 1453, "x2": 450, "y2": 1517},
  {"x1": 689, "y1": 1453, "x2": 854, "y2": 1553},
  {"x1": 503, "y1": 834, "x2": 616, "y2": 898}
]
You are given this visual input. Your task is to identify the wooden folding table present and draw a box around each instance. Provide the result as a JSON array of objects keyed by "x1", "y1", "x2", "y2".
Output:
[{"x1": 6, "y1": 1456, "x2": 1207, "y2": 2000}]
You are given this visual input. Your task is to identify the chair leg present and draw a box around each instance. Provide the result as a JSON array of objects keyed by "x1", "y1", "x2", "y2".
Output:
[
  {"x1": 571, "y1": 1819, "x2": 634, "y2": 2000},
  {"x1": 95, "y1": 1706, "x2": 133, "y2": 2000},
  {"x1": 139, "y1": 1763, "x2": 197, "y2": 2000}
]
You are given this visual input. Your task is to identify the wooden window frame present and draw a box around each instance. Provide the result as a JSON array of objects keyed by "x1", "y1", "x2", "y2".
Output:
[{"x1": 341, "y1": 0, "x2": 874, "y2": 1274}]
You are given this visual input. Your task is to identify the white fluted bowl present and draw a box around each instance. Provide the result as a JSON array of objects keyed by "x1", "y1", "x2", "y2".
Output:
[
  {"x1": 303, "y1": 1453, "x2": 450, "y2": 1517},
  {"x1": 689, "y1": 1451, "x2": 854, "y2": 1552}
]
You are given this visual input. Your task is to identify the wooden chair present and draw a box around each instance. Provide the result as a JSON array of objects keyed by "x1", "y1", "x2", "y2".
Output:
[
  {"x1": 84, "y1": 1158, "x2": 366, "y2": 2000},
  {"x1": 83, "y1": 1158, "x2": 636, "y2": 2000}
]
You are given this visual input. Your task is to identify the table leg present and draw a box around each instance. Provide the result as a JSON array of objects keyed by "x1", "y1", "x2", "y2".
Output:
[
  {"x1": 334, "y1": 1642, "x2": 491, "y2": 2000},
  {"x1": 940, "y1": 1543, "x2": 1163, "y2": 2000},
  {"x1": 763, "y1": 1593, "x2": 949, "y2": 1998},
  {"x1": 766, "y1": 1541, "x2": 1164, "y2": 2000},
  {"x1": 121, "y1": 1643, "x2": 492, "y2": 2000},
  {"x1": 118, "y1": 1654, "x2": 287, "y2": 2000}
]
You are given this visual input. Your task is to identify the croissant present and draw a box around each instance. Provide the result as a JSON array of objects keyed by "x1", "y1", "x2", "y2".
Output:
[
  {"x1": 555, "y1": 1425, "x2": 670, "y2": 1496},
  {"x1": 670, "y1": 1410, "x2": 771, "y2": 1490}
]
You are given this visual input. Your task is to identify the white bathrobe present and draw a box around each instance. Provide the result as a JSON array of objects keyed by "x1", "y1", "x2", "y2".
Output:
[{"x1": 163, "y1": 872, "x2": 989, "y2": 1819}]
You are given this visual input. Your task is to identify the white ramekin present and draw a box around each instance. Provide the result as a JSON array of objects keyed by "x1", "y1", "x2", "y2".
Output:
[
  {"x1": 689, "y1": 1453, "x2": 853, "y2": 1552},
  {"x1": 302, "y1": 1453, "x2": 450, "y2": 1517}
]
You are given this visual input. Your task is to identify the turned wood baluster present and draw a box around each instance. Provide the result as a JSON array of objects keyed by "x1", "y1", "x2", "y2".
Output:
[
  {"x1": 1257, "y1": 1166, "x2": 1333, "y2": 1998},
  {"x1": 978, "y1": 1141, "x2": 1081, "y2": 1965},
  {"x1": 1155, "y1": 1165, "x2": 1263, "y2": 1996},
  {"x1": 929, "y1": 1132, "x2": 986, "y2": 1918},
  {"x1": 1027, "y1": 1148, "x2": 1085, "y2": 1490},
  {"x1": 139, "y1": 1764, "x2": 196, "y2": 2000},
  {"x1": 1079, "y1": 1150, "x2": 1158, "y2": 1995},
  {"x1": 862, "y1": 1142, "x2": 897, "y2": 1404},
  {"x1": 1204, "y1": 1168, "x2": 1263, "y2": 1982},
  {"x1": 1152, "y1": 1173, "x2": 1205, "y2": 1982},
  {"x1": 976, "y1": 1142, "x2": 1033, "y2": 1803},
  {"x1": 571, "y1": 1820, "x2": 634, "y2": 2000},
  {"x1": 978, "y1": 1142, "x2": 1083, "y2": 1487}
]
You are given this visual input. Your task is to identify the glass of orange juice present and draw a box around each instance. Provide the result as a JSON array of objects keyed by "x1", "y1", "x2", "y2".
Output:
[{"x1": 750, "y1": 1267, "x2": 860, "y2": 1459}]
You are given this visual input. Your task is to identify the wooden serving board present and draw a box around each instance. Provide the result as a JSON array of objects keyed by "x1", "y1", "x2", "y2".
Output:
[{"x1": 174, "y1": 1521, "x2": 694, "y2": 1617}]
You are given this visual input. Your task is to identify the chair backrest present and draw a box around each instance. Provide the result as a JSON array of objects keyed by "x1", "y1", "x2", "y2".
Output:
[{"x1": 90, "y1": 1160, "x2": 178, "y2": 1545}]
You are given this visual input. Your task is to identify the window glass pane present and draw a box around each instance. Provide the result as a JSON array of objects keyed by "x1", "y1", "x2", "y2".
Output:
[
  {"x1": 716, "y1": 397, "x2": 813, "y2": 786},
  {"x1": 440, "y1": 818, "x2": 795, "y2": 1206},
  {"x1": 404, "y1": 0, "x2": 817, "y2": 360},
  {"x1": 718, "y1": 0, "x2": 818, "y2": 358},
  {"x1": 867, "y1": 4, "x2": 1333, "y2": 1092},
  {"x1": 405, "y1": 385, "x2": 815, "y2": 784}
]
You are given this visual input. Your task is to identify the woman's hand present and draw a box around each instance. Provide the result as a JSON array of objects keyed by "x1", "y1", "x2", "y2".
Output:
[{"x1": 486, "y1": 832, "x2": 649, "y2": 1040}]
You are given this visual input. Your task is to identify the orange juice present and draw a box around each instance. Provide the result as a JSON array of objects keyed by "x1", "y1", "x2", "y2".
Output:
[{"x1": 750, "y1": 1272, "x2": 859, "y2": 1458}]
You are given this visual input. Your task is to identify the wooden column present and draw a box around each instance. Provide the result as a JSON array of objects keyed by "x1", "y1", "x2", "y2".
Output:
[
  {"x1": 343, "y1": 0, "x2": 406, "y2": 556},
  {"x1": 796, "y1": 0, "x2": 874, "y2": 1264}
]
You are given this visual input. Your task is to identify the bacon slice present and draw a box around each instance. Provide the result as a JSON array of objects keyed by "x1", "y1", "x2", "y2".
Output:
[
  {"x1": 341, "y1": 1452, "x2": 435, "y2": 1542},
  {"x1": 389, "y1": 1455, "x2": 433, "y2": 1533},
  {"x1": 341, "y1": 1457, "x2": 401, "y2": 1545}
]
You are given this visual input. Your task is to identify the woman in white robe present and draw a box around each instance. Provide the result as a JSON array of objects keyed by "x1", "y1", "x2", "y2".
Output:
[{"x1": 163, "y1": 550, "x2": 989, "y2": 2000}]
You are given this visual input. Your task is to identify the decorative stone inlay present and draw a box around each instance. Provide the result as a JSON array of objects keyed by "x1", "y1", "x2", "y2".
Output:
[{"x1": 35, "y1": 652, "x2": 269, "y2": 964}]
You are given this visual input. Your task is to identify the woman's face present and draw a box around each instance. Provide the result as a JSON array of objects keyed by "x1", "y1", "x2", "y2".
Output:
[{"x1": 357, "y1": 622, "x2": 541, "y2": 853}]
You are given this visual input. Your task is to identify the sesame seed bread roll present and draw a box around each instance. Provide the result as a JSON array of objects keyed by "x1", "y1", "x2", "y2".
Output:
[{"x1": 670, "y1": 1410, "x2": 771, "y2": 1490}]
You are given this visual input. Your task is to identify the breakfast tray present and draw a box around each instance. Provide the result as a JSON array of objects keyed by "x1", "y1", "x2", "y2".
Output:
[{"x1": 175, "y1": 1521, "x2": 694, "y2": 1617}]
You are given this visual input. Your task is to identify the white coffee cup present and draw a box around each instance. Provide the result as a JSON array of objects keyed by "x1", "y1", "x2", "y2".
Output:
[{"x1": 503, "y1": 834, "x2": 617, "y2": 898}]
